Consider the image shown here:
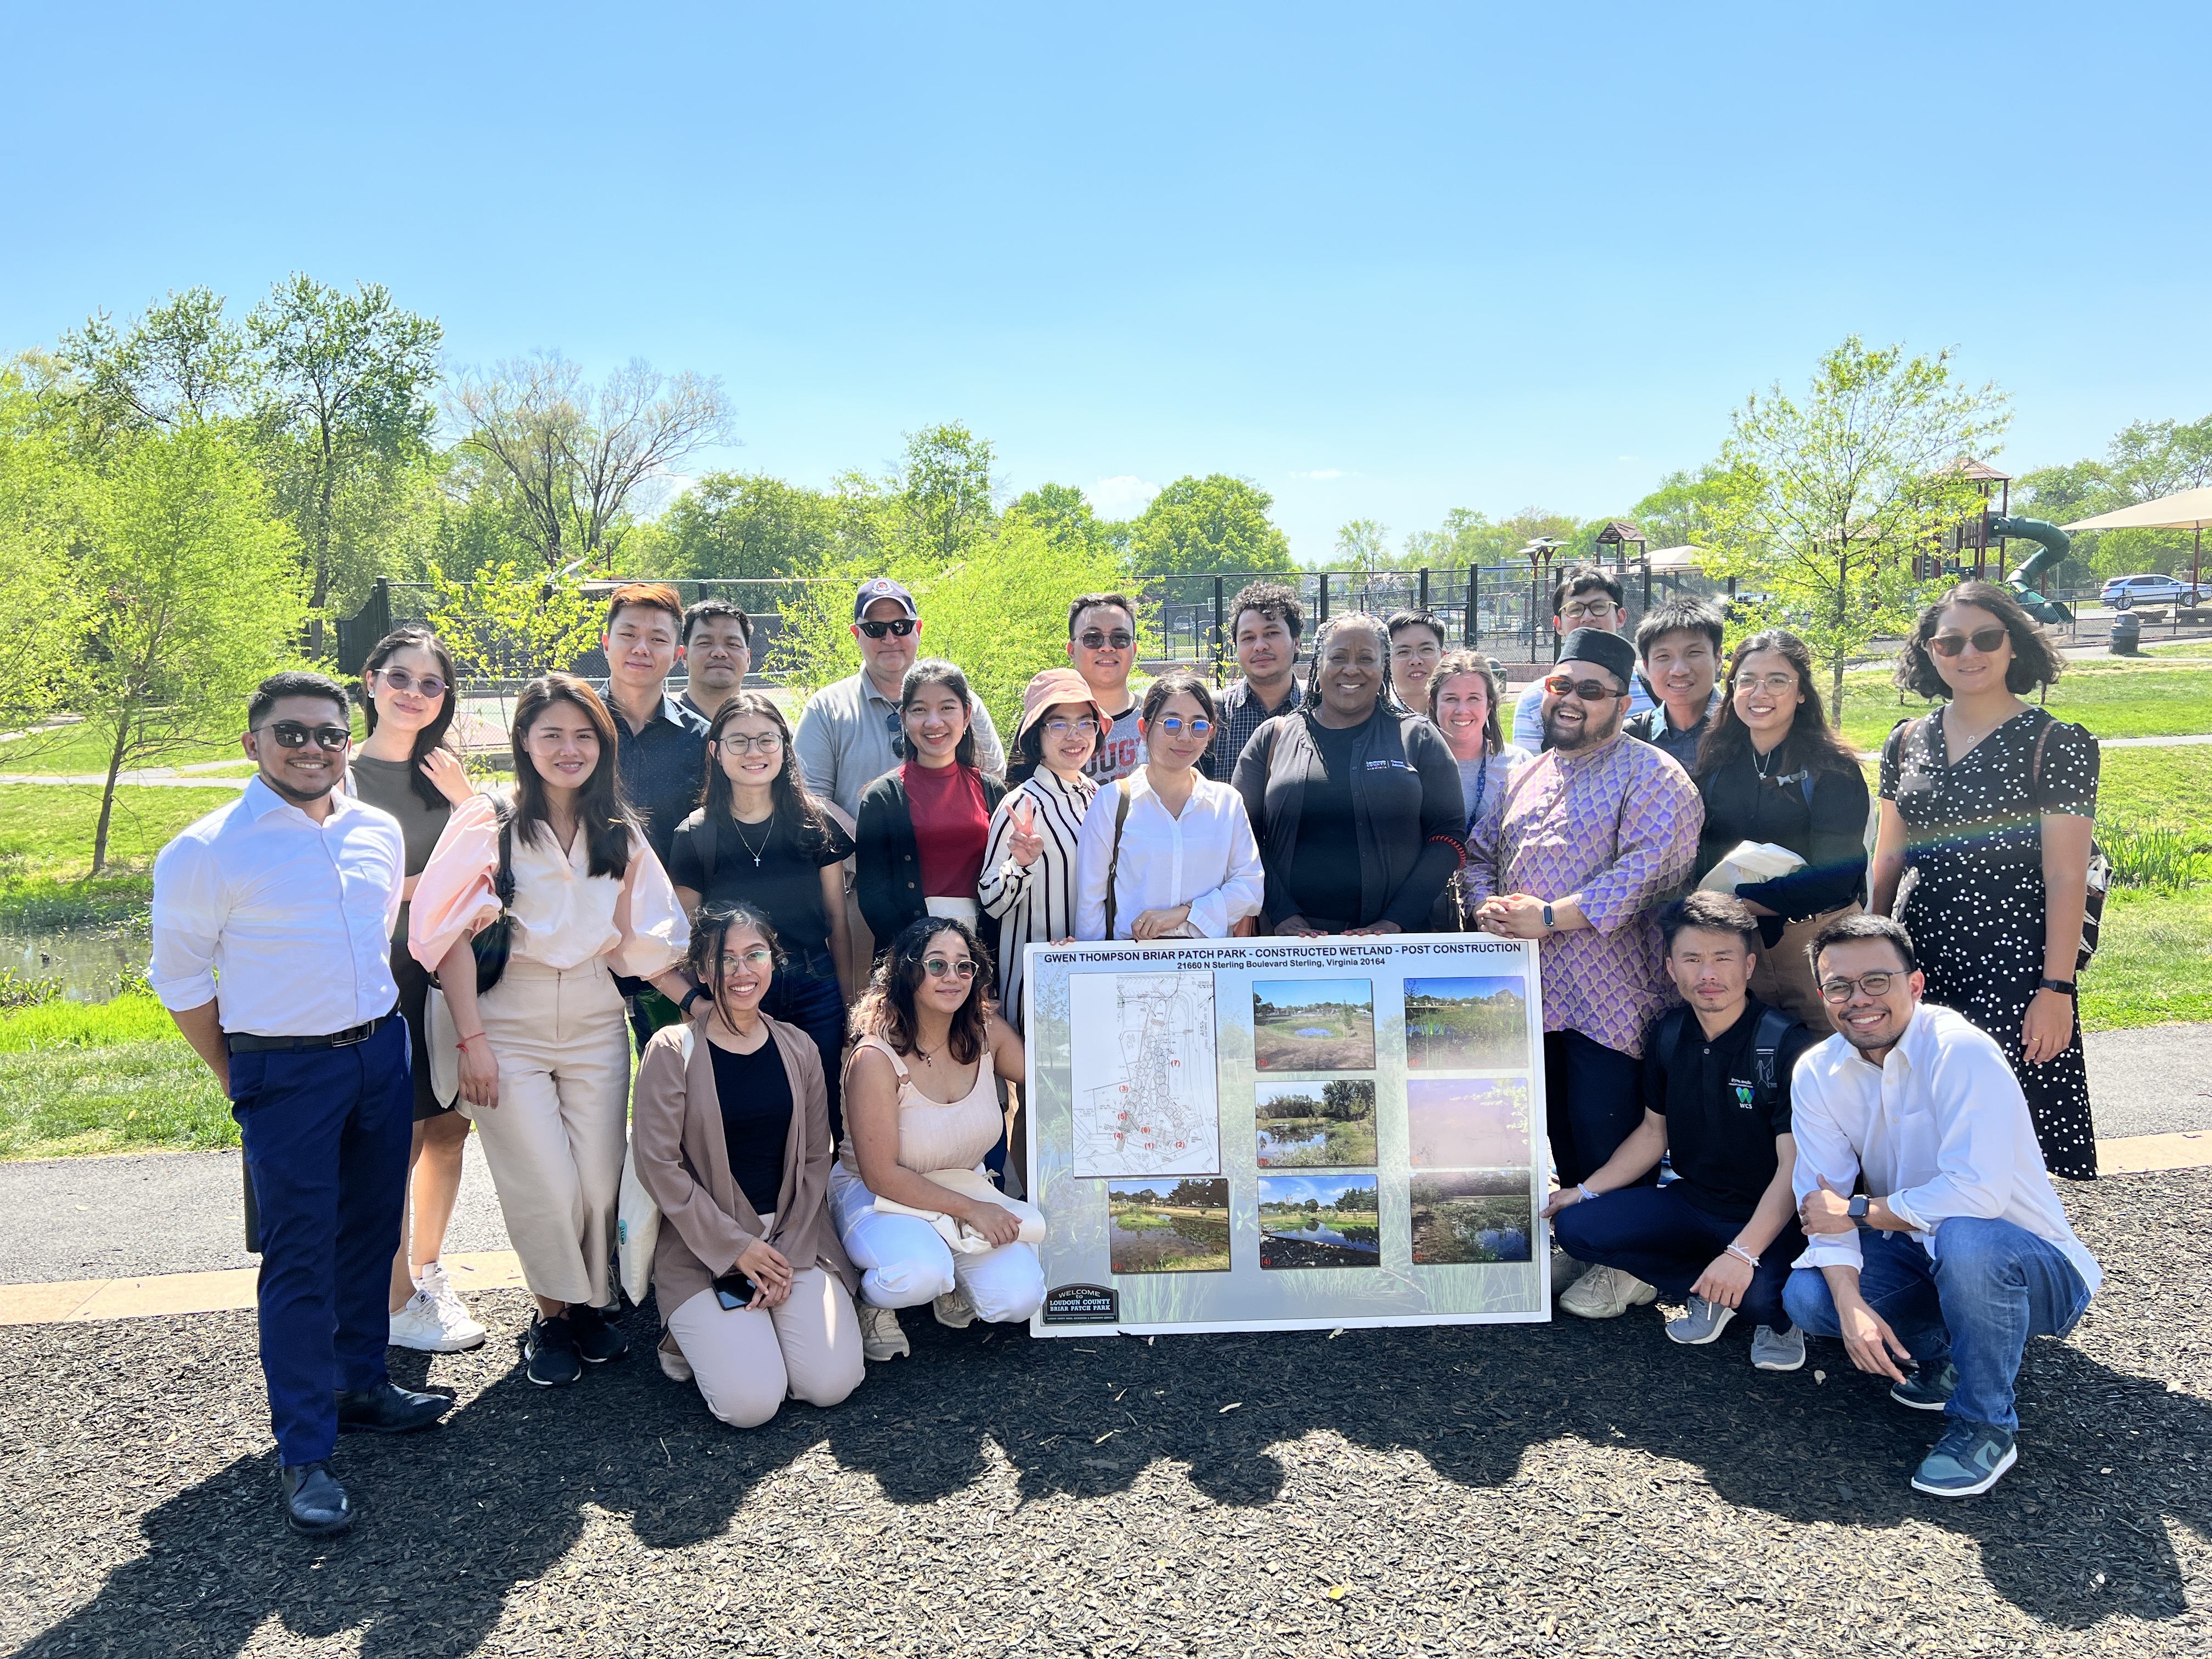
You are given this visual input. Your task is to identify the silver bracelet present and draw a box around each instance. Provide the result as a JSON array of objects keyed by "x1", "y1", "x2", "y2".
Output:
[{"x1": 1725, "y1": 1243, "x2": 1760, "y2": 1268}]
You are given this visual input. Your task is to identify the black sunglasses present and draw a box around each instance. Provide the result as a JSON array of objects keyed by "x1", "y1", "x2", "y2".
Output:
[
  {"x1": 1077, "y1": 629, "x2": 1134, "y2": 650},
  {"x1": 1542, "y1": 675, "x2": 1626, "y2": 702},
  {"x1": 1928, "y1": 627, "x2": 2008, "y2": 658},
  {"x1": 262, "y1": 721, "x2": 353, "y2": 752},
  {"x1": 857, "y1": 618, "x2": 917, "y2": 640}
]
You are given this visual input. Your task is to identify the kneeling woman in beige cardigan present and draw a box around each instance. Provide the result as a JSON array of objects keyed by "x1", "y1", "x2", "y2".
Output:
[{"x1": 631, "y1": 905, "x2": 865, "y2": 1427}]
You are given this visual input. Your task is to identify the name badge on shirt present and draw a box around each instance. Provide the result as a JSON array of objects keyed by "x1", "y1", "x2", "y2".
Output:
[{"x1": 1365, "y1": 759, "x2": 1414, "y2": 771}]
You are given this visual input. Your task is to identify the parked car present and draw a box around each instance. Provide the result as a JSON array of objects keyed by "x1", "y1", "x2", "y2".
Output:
[{"x1": 2100, "y1": 573, "x2": 2207, "y2": 608}]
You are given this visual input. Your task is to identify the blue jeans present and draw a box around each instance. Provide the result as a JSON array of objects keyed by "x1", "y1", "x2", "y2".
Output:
[
  {"x1": 1782, "y1": 1218, "x2": 2092, "y2": 1431},
  {"x1": 761, "y1": 963, "x2": 850, "y2": 1144},
  {"x1": 1553, "y1": 1182, "x2": 1801, "y2": 1329},
  {"x1": 228, "y1": 1019, "x2": 414, "y2": 1467}
]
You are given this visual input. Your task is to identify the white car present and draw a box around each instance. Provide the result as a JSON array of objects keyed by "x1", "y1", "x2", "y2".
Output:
[{"x1": 2100, "y1": 573, "x2": 2206, "y2": 608}]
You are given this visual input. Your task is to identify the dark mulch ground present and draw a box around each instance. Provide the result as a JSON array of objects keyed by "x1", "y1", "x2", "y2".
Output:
[{"x1": 3, "y1": 1171, "x2": 2206, "y2": 1658}]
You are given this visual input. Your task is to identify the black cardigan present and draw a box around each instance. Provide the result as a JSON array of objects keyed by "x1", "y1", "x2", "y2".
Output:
[
  {"x1": 853, "y1": 765, "x2": 1008, "y2": 962},
  {"x1": 1694, "y1": 747, "x2": 1870, "y2": 938},
  {"x1": 1231, "y1": 704, "x2": 1466, "y2": 932}
]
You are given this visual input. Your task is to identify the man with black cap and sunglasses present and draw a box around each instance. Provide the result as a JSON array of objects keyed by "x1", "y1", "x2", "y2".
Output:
[
  {"x1": 1468, "y1": 628, "x2": 1703, "y2": 1297},
  {"x1": 151, "y1": 672, "x2": 451, "y2": 1538},
  {"x1": 794, "y1": 575, "x2": 1006, "y2": 822}
]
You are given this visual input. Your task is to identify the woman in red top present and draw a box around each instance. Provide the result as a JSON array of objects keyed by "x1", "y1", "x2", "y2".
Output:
[{"x1": 854, "y1": 659, "x2": 1009, "y2": 968}]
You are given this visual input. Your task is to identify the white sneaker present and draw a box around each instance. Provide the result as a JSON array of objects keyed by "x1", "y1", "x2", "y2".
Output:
[
  {"x1": 1750, "y1": 1323, "x2": 1807, "y2": 1372},
  {"x1": 1549, "y1": 1249, "x2": 1589, "y2": 1297},
  {"x1": 1558, "y1": 1264, "x2": 1657, "y2": 1320},
  {"x1": 933, "y1": 1284, "x2": 978, "y2": 1329},
  {"x1": 858, "y1": 1304, "x2": 910, "y2": 1361},
  {"x1": 388, "y1": 1262, "x2": 487, "y2": 1353}
]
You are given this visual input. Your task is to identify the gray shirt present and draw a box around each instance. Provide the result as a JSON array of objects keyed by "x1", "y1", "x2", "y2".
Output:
[{"x1": 793, "y1": 669, "x2": 1006, "y2": 821}]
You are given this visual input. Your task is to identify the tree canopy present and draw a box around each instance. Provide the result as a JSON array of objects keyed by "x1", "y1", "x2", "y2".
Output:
[{"x1": 1128, "y1": 474, "x2": 1294, "y2": 576}]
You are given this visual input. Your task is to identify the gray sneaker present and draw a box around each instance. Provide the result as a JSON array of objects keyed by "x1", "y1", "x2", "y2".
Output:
[
  {"x1": 1750, "y1": 1323, "x2": 1807, "y2": 1372},
  {"x1": 1890, "y1": 1361, "x2": 1959, "y2": 1412},
  {"x1": 1911, "y1": 1422, "x2": 2017, "y2": 1497},
  {"x1": 1664, "y1": 1294, "x2": 1736, "y2": 1346}
]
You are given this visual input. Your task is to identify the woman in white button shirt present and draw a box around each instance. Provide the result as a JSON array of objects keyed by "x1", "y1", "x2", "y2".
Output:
[
  {"x1": 411, "y1": 673, "x2": 695, "y2": 1389},
  {"x1": 1074, "y1": 672, "x2": 1265, "y2": 942}
]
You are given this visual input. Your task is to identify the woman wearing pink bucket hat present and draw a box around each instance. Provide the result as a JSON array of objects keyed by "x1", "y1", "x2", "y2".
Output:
[{"x1": 978, "y1": 668, "x2": 1107, "y2": 1032}]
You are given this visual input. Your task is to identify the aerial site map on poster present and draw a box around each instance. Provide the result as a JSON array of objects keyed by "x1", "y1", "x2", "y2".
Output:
[{"x1": 1023, "y1": 935, "x2": 1549, "y2": 1337}]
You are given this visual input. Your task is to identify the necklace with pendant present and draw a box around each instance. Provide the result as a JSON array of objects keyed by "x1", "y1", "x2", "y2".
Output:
[
  {"x1": 1752, "y1": 744, "x2": 1778, "y2": 781},
  {"x1": 733, "y1": 816, "x2": 771, "y2": 868}
]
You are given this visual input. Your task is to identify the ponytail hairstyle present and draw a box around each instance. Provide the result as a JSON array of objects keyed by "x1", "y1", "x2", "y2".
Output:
[
  {"x1": 685, "y1": 904, "x2": 786, "y2": 1031},
  {"x1": 362, "y1": 625, "x2": 461, "y2": 812}
]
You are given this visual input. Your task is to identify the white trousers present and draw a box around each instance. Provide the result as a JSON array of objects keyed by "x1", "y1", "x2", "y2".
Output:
[
  {"x1": 664, "y1": 1271, "x2": 865, "y2": 1429},
  {"x1": 468, "y1": 960, "x2": 630, "y2": 1308},
  {"x1": 828, "y1": 1163, "x2": 1043, "y2": 1322}
]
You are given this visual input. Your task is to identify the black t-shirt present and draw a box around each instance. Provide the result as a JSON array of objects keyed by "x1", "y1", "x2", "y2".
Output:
[
  {"x1": 708, "y1": 1035, "x2": 793, "y2": 1216},
  {"x1": 1288, "y1": 718, "x2": 1364, "y2": 927},
  {"x1": 1639, "y1": 998, "x2": 1816, "y2": 1221},
  {"x1": 668, "y1": 809, "x2": 855, "y2": 969}
]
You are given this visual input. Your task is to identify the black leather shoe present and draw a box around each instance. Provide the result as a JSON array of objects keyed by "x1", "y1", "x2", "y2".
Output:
[
  {"x1": 335, "y1": 1381, "x2": 453, "y2": 1435},
  {"x1": 569, "y1": 1301, "x2": 629, "y2": 1365},
  {"x1": 281, "y1": 1462, "x2": 354, "y2": 1536}
]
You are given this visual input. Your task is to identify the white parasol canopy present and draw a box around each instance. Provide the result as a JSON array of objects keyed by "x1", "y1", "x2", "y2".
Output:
[{"x1": 2059, "y1": 486, "x2": 2212, "y2": 532}]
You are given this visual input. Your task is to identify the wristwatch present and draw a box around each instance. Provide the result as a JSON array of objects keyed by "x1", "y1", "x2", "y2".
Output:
[
  {"x1": 680, "y1": 984, "x2": 710, "y2": 1015},
  {"x1": 2038, "y1": 977, "x2": 2077, "y2": 996},
  {"x1": 1541, "y1": 902, "x2": 1555, "y2": 931},
  {"x1": 1847, "y1": 1194, "x2": 1871, "y2": 1228}
]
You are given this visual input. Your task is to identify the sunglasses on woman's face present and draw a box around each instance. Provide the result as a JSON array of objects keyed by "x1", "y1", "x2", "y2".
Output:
[
  {"x1": 1929, "y1": 627, "x2": 2008, "y2": 658},
  {"x1": 262, "y1": 721, "x2": 353, "y2": 751},
  {"x1": 375, "y1": 667, "x2": 448, "y2": 699},
  {"x1": 856, "y1": 618, "x2": 917, "y2": 640},
  {"x1": 922, "y1": 956, "x2": 977, "y2": 980}
]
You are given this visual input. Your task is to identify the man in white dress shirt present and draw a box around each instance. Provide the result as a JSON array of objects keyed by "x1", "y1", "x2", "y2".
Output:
[
  {"x1": 1783, "y1": 912, "x2": 2099, "y2": 1499},
  {"x1": 151, "y1": 672, "x2": 450, "y2": 1537}
]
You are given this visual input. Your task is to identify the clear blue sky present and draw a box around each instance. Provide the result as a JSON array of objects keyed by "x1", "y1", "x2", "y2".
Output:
[{"x1": 5, "y1": 4, "x2": 2206, "y2": 561}]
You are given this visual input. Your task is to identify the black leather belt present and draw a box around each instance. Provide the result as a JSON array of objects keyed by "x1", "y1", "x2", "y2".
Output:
[{"x1": 226, "y1": 1013, "x2": 393, "y2": 1054}]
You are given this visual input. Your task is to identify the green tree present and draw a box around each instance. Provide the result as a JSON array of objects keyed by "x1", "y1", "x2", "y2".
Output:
[
  {"x1": 897, "y1": 422, "x2": 999, "y2": 562},
  {"x1": 2019, "y1": 413, "x2": 2212, "y2": 580},
  {"x1": 1128, "y1": 474, "x2": 1294, "y2": 575},
  {"x1": 1334, "y1": 518, "x2": 1390, "y2": 575},
  {"x1": 77, "y1": 422, "x2": 308, "y2": 871},
  {"x1": 1319, "y1": 1079, "x2": 1369, "y2": 1121},
  {"x1": 249, "y1": 276, "x2": 442, "y2": 622},
  {"x1": 57, "y1": 287, "x2": 253, "y2": 448},
  {"x1": 1007, "y1": 482, "x2": 1109, "y2": 554},
  {"x1": 1706, "y1": 337, "x2": 2011, "y2": 719},
  {"x1": 427, "y1": 557, "x2": 602, "y2": 684},
  {"x1": 1629, "y1": 464, "x2": 1737, "y2": 552},
  {"x1": 662, "y1": 471, "x2": 839, "y2": 579},
  {"x1": 0, "y1": 364, "x2": 95, "y2": 737}
]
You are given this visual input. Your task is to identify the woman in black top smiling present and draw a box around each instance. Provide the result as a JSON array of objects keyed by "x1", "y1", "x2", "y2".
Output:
[
  {"x1": 1232, "y1": 612, "x2": 1465, "y2": 935},
  {"x1": 670, "y1": 694, "x2": 857, "y2": 1138}
]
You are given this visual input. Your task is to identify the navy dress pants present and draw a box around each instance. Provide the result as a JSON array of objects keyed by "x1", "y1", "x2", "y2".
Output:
[
  {"x1": 1553, "y1": 1183, "x2": 1803, "y2": 1329},
  {"x1": 762, "y1": 960, "x2": 851, "y2": 1144},
  {"x1": 1542, "y1": 1030, "x2": 1646, "y2": 1189},
  {"x1": 228, "y1": 1018, "x2": 413, "y2": 1468}
]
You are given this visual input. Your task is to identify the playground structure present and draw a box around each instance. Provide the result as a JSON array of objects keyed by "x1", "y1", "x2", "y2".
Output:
[{"x1": 1943, "y1": 460, "x2": 2075, "y2": 625}]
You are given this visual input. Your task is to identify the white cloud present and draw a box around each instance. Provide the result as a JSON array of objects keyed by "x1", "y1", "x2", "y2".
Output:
[
  {"x1": 1288, "y1": 468, "x2": 1346, "y2": 481},
  {"x1": 1090, "y1": 475, "x2": 1162, "y2": 519}
]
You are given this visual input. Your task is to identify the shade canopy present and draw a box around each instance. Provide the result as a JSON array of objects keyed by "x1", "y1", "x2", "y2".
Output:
[
  {"x1": 2060, "y1": 486, "x2": 2212, "y2": 533},
  {"x1": 1645, "y1": 544, "x2": 1706, "y2": 572}
]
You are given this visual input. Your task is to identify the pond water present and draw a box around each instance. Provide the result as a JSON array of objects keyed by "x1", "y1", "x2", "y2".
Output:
[
  {"x1": 1108, "y1": 1211, "x2": 1231, "y2": 1272},
  {"x1": 1256, "y1": 1126, "x2": 1328, "y2": 1159},
  {"x1": 1260, "y1": 1221, "x2": 1380, "y2": 1254},
  {"x1": 1293, "y1": 1026, "x2": 1331, "y2": 1037},
  {"x1": 1473, "y1": 1226, "x2": 1532, "y2": 1261},
  {"x1": 0, "y1": 928, "x2": 146, "y2": 1003}
]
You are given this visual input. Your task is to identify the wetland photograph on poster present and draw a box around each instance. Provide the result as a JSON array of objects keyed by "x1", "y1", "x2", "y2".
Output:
[
  {"x1": 1251, "y1": 979, "x2": 1375, "y2": 1072},
  {"x1": 1403, "y1": 975, "x2": 1530, "y2": 1071},
  {"x1": 1405, "y1": 1077, "x2": 1531, "y2": 1169},
  {"x1": 1108, "y1": 1178, "x2": 1232, "y2": 1274},
  {"x1": 1256, "y1": 1173, "x2": 1381, "y2": 1269}
]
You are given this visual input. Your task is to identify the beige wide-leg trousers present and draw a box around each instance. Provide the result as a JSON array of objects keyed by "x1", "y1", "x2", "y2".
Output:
[
  {"x1": 468, "y1": 958, "x2": 630, "y2": 1309},
  {"x1": 664, "y1": 1268, "x2": 865, "y2": 1428}
]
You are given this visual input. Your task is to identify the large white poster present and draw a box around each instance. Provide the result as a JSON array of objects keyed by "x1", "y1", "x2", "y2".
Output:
[{"x1": 1024, "y1": 934, "x2": 1549, "y2": 1336}]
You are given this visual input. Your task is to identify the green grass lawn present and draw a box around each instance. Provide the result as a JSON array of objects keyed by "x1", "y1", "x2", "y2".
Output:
[
  {"x1": 0, "y1": 785, "x2": 233, "y2": 927},
  {"x1": 0, "y1": 715, "x2": 248, "y2": 777},
  {"x1": 0, "y1": 994, "x2": 233, "y2": 1158},
  {"x1": 2080, "y1": 887, "x2": 2212, "y2": 1034},
  {"x1": 1835, "y1": 659, "x2": 2212, "y2": 751}
]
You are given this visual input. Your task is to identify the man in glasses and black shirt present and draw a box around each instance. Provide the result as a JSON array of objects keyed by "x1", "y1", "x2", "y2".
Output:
[
  {"x1": 151, "y1": 673, "x2": 450, "y2": 1537},
  {"x1": 1066, "y1": 590, "x2": 1145, "y2": 786},
  {"x1": 794, "y1": 575, "x2": 1007, "y2": 823}
]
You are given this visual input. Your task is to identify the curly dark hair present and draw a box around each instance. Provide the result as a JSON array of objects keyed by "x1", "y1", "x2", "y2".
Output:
[
  {"x1": 851, "y1": 916, "x2": 995, "y2": 1067},
  {"x1": 1894, "y1": 580, "x2": 2064, "y2": 699}
]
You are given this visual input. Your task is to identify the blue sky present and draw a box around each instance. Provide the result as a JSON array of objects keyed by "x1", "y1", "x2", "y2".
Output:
[
  {"x1": 1257, "y1": 1174, "x2": 1373, "y2": 1208},
  {"x1": 5, "y1": 5, "x2": 2205, "y2": 561},
  {"x1": 1254, "y1": 978, "x2": 1373, "y2": 1011}
]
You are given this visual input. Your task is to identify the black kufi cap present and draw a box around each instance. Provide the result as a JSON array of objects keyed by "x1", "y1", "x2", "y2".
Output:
[{"x1": 1556, "y1": 627, "x2": 1639, "y2": 690}]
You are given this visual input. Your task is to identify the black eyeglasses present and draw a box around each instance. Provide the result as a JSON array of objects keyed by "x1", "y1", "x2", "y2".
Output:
[
  {"x1": 922, "y1": 956, "x2": 978, "y2": 980},
  {"x1": 374, "y1": 666, "x2": 448, "y2": 700},
  {"x1": 1542, "y1": 675, "x2": 1625, "y2": 702},
  {"x1": 1077, "y1": 629, "x2": 1134, "y2": 650},
  {"x1": 261, "y1": 721, "x2": 353, "y2": 752},
  {"x1": 883, "y1": 706, "x2": 906, "y2": 759},
  {"x1": 857, "y1": 618, "x2": 917, "y2": 640},
  {"x1": 1928, "y1": 627, "x2": 2008, "y2": 658}
]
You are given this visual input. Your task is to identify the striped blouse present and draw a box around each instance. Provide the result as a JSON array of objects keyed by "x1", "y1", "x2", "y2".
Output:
[{"x1": 978, "y1": 767, "x2": 1097, "y2": 1031}]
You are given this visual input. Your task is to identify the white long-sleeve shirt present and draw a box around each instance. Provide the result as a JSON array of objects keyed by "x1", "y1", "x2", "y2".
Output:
[
  {"x1": 1788, "y1": 1002, "x2": 2100, "y2": 1294},
  {"x1": 150, "y1": 776, "x2": 405, "y2": 1036},
  {"x1": 1073, "y1": 772, "x2": 1264, "y2": 942}
]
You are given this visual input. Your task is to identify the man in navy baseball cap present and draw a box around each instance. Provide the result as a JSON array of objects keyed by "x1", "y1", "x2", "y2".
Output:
[{"x1": 851, "y1": 576, "x2": 919, "y2": 623}]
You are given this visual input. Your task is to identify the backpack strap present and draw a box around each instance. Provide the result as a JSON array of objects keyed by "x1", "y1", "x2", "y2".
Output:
[
  {"x1": 1799, "y1": 771, "x2": 1816, "y2": 812},
  {"x1": 491, "y1": 798, "x2": 516, "y2": 910},
  {"x1": 1654, "y1": 1005, "x2": 1690, "y2": 1073},
  {"x1": 1751, "y1": 1005, "x2": 1796, "y2": 1114},
  {"x1": 1101, "y1": 778, "x2": 1136, "y2": 940}
]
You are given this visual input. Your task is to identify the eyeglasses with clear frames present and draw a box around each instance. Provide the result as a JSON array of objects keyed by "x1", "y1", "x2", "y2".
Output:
[
  {"x1": 922, "y1": 956, "x2": 977, "y2": 980},
  {"x1": 1819, "y1": 970, "x2": 1903, "y2": 1003},
  {"x1": 715, "y1": 733, "x2": 784, "y2": 754},
  {"x1": 720, "y1": 949, "x2": 774, "y2": 971},
  {"x1": 1735, "y1": 673, "x2": 1799, "y2": 696},
  {"x1": 1042, "y1": 717, "x2": 1099, "y2": 737},
  {"x1": 1153, "y1": 716, "x2": 1211, "y2": 735}
]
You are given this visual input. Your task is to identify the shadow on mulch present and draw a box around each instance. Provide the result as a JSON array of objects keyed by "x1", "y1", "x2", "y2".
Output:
[{"x1": 8, "y1": 1173, "x2": 2206, "y2": 1655}]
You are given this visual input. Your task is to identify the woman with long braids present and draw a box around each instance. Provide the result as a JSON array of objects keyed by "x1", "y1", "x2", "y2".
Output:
[
  {"x1": 670, "y1": 693, "x2": 858, "y2": 1137},
  {"x1": 410, "y1": 673, "x2": 696, "y2": 1386},
  {"x1": 345, "y1": 625, "x2": 487, "y2": 1354},
  {"x1": 1231, "y1": 612, "x2": 1466, "y2": 935},
  {"x1": 830, "y1": 916, "x2": 1036, "y2": 1362},
  {"x1": 1690, "y1": 630, "x2": 1870, "y2": 1025},
  {"x1": 630, "y1": 904, "x2": 865, "y2": 1427}
]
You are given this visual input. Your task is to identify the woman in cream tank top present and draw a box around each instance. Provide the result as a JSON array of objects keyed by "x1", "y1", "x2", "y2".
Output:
[{"x1": 829, "y1": 916, "x2": 1041, "y2": 1360}]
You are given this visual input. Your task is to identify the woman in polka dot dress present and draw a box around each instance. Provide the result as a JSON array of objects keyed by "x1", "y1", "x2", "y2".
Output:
[{"x1": 1870, "y1": 582, "x2": 2101, "y2": 1179}]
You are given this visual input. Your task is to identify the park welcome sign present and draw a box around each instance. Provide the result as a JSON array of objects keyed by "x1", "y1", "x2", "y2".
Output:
[{"x1": 1022, "y1": 935, "x2": 1549, "y2": 1337}]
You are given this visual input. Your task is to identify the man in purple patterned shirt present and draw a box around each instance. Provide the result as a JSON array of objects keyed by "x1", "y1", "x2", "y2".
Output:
[{"x1": 1469, "y1": 628, "x2": 1702, "y2": 1195}]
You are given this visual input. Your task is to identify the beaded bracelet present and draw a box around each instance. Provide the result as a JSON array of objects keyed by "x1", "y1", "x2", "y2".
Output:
[{"x1": 1725, "y1": 1243, "x2": 1760, "y2": 1268}]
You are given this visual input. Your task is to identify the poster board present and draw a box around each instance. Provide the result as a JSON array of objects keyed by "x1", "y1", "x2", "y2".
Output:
[{"x1": 1023, "y1": 933, "x2": 1548, "y2": 1337}]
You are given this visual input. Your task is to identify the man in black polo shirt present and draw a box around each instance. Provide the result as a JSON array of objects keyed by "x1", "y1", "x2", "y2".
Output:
[
  {"x1": 1542, "y1": 890, "x2": 1814, "y2": 1370},
  {"x1": 602, "y1": 580, "x2": 710, "y2": 866}
]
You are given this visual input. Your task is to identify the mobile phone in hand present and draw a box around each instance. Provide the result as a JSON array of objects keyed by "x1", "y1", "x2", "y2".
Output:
[{"x1": 712, "y1": 1271, "x2": 760, "y2": 1310}]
